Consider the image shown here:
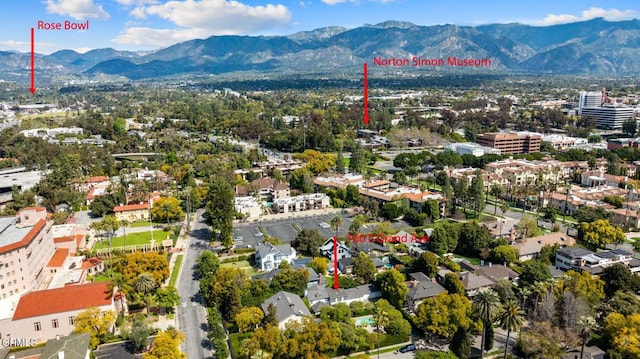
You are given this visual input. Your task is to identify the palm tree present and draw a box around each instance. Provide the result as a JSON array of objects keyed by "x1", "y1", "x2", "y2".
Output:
[
  {"x1": 490, "y1": 184, "x2": 504, "y2": 215},
  {"x1": 578, "y1": 315, "x2": 596, "y2": 359},
  {"x1": 134, "y1": 273, "x2": 156, "y2": 318},
  {"x1": 373, "y1": 306, "x2": 389, "y2": 359},
  {"x1": 472, "y1": 288, "x2": 503, "y2": 359},
  {"x1": 120, "y1": 219, "x2": 130, "y2": 251},
  {"x1": 499, "y1": 298, "x2": 525, "y2": 359},
  {"x1": 330, "y1": 215, "x2": 344, "y2": 240},
  {"x1": 108, "y1": 273, "x2": 132, "y2": 317}
]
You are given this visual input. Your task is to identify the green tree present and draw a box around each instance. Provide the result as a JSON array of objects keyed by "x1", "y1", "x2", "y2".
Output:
[
  {"x1": 444, "y1": 272, "x2": 466, "y2": 295},
  {"x1": 349, "y1": 141, "x2": 368, "y2": 174},
  {"x1": 456, "y1": 221, "x2": 491, "y2": 257},
  {"x1": 196, "y1": 251, "x2": 220, "y2": 278},
  {"x1": 209, "y1": 267, "x2": 247, "y2": 321},
  {"x1": 412, "y1": 252, "x2": 440, "y2": 278},
  {"x1": 264, "y1": 303, "x2": 278, "y2": 327},
  {"x1": 126, "y1": 318, "x2": 152, "y2": 353},
  {"x1": 416, "y1": 352, "x2": 458, "y2": 359},
  {"x1": 600, "y1": 263, "x2": 640, "y2": 298},
  {"x1": 335, "y1": 150, "x2": 346, "y2": 174},
  {"x1": 561, "y1": 270, "x2": 605, "y2": 309},
  {"x1": 472, "y1": 288, "x2": 502, "y2": 359},
  {"x1": 73, "y1": 307, "x2": 117, "y2": 349},
  {"x1": 422, "y1": 199, "x2": 441, "y2": 222},
  {"x1": 469, "y1": 170, "x2": 486, "y2": 216},
  {"x1": 415, "y1": 292, "x2": 472, "y2": 339},
  {"x1": 292, "y1": 228, "x2": 326, "y2": 257},
  {"x1": 450, "y1": 327, "x2": 472, "y2": 359},
  {"x1": 490, "y1": 245, "x2": 517, "y2": 265},
  {"x1": 604, "y1": 312, "x2": 640, "y2": 358},
  {"x1": 353, "y1": 252, "x2": 376, "y2": 284},
  {"x1": 134, "y1": 273, "x2": 156, "y2": 317},
  {"x1": 155, "y1": 286, "x2": 181, "y2": 313},
  {"x1": 622, "y1": 118, "x2": 638, "y2": 137},
  {"x1": 381, "y1": 202, "x2": 404, "y2": 221},
  {"x1": 606, "y1": 290, "x2": 640, "y2": 316},
  {"x1": 151, "y1": 196, "x2": 184, "y2": 224},
  {"x1": 117, "y1": 251, "x2": 170, "y2": 285},
  {"x1": 518, "y1": 259, "x2": 552, "y2": 289},
  {"x1": 377, "y1": 269, "x2": 408, "y2": 309},
  {"x1": 289, "y1": 167, "x2": 314, "y2": 193},
  {"x1": 578, "y1": 219, "x2": 626, "y2": 250},
  {"x1": 515, "y1": 214, "x2": 542, "y2": 238},
  {"x1": 236, "y1": 306, "x2": 265, "y2": 333},
  {"x1": 307, "y1": 257, "x2": 328, "y2": 275},
  {"x1": 107, "y1": 273, "x2": 132, "y2": 318},
  {"x1": 142, "y1": 328, "x2": 186, "y2": 359},
  {"x1": 330, "y1": 214, "x2": 344, "y2": 239},
  {"x1": 205, "y1": 176, "x2": 235, "y2": 249},
  {"x1": 498, "y1": 298, "x2": 525, "y2": 359}
]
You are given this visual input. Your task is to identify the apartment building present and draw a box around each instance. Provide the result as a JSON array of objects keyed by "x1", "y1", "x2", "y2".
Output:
[
  {"x1": 0, "y1": 282, "x2": 118, "y2": 343},
  {"x1": 0, "y1": 207, "x2": 54, "y2": 301},
  {"x1": 476, "y1": 132, "x2": 541, "y2": 154}
]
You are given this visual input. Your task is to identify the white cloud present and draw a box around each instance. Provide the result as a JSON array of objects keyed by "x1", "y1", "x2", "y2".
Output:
[
  {"x1": 138, "y1": 0, "x2": 291, "y2": 31},
  {"x1": 538, "y1": 7, "x2": 637, "y2": 26},
  {"x1": 114, "y1": 0, "x2": 158, "y2": 4},
  {"x1": 44, "y1": 0, "x2": 110, "y2": 20},
  {"x1": 112, "y1": 27, "x2": 211, "y2": 47},
  {"x1": 112, "y1": 0, "x2": 292, "y2": 47}
]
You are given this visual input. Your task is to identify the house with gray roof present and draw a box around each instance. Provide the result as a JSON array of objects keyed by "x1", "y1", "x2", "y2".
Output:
[
  {"x1": 261, "y1": 291, "x2": 311, "y2": 330},
  {"x1": 405, "y1": 272, "x2": 446, "y2": 310},
  {"x1": 252, "y1": 266, "x2": 323, "y2": 289},
  {"x1": 459, "y1": 271, "x2": 495, "y2": 297},
  {"x1": 254, "y1": 243, "x2": 297, "y2": 271},
  {"x1": 556, "y1": 246, "x2": 595, "y2": 271},
  {"x1": 305, "y1": 283, "x2": 381, "y2": 313},
  {"x1": 512, "y1": 232, "x2": 576, "y2": 261}
]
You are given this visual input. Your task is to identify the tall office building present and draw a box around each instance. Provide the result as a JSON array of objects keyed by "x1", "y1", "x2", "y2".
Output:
[
  {"x1": 578, "y1": 88, "x2": 636, "y2": 129},
  {"x1": 578, "y1": 91, "x2": 604, "y2": 112}
]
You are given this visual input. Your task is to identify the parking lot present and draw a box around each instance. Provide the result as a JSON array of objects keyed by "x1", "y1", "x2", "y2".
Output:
[{"x1": 233, "y1": 213, "x2": 412, "y2": 248}]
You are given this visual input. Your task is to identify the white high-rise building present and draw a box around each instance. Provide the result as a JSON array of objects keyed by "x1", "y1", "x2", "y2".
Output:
[
  {"x1": 578, "y1": 91, "x2": 603, "y2": 113},
  {"x1": 578, "y1": 88, "x2": 635, "y2": 129}
]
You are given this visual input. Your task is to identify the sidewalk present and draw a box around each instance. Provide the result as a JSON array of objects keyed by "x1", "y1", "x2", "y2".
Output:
[
  {"x1": 332, "y1": 341, "x2": 411, "y2": 358},
  {"x1": 163, "y1": 213, "x2": 196, "y2": 287}
]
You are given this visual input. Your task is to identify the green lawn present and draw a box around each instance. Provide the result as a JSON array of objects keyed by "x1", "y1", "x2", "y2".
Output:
[
  {"x1": 93, "y1": 230, "x2": 171, "y2": 249},
  {"x1": 453, "y1": 254, "x2": 482, "y2": 265},
  {"x1": 92, "y1": 273, "x2": 112, "y2": 282},
  {"x1": 220, "y1": 260, "x2": 257, "y2": 276},
  {"x1": 128, "y1": 221, "x2": 167, "y2": 228},
  {"x1": 169, "y1": 255, "x2": 183, "y2": 288}
]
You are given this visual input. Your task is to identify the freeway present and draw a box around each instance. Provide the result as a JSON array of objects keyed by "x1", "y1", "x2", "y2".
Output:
[{"x1": 177, "y1": 209, "x2": 213, "y2": 359}]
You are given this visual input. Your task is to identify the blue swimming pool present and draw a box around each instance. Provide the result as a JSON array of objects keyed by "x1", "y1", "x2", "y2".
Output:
[{"x1": 355, "y1": 317, "x2": 375, "y2": 326}]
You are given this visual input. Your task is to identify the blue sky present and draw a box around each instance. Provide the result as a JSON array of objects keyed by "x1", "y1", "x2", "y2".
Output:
[{"x1": 0, "y1": 0, "x2": 638, "y2": 54}]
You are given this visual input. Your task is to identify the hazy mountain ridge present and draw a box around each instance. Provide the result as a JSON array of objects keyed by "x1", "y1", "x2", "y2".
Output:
[{"x1": 3, "y1": 18, "x2": 640, "y2": 81}]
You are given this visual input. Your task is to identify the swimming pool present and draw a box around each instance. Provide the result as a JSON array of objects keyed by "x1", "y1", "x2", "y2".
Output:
[{"x1": 355, "y1": 317, "x2": 375, "y2": 326}]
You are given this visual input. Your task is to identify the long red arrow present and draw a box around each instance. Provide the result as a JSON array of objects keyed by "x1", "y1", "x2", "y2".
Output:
[
  {"x1": 30, "y1": 27, "x2": 35, "y2": 94},
  {"x1": 363, "y1": 62, "x2": 369, "y2": 125}
]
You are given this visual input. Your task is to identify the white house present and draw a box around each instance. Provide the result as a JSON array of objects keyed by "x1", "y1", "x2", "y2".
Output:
[
  {"x1": 319, "y1": 238, "x2": 351, "y2": 261},
  {"x1": 254, "y1": 243, "x2": 297, "y2": 271}
]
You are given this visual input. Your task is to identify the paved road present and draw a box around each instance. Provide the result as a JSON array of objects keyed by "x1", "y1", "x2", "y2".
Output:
[{"x1": 177, "y1": 209, "x2": 213, "y2": 359}]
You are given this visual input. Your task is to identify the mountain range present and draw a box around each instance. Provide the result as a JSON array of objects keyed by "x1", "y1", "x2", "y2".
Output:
[{"x1": 4, "y1": 17, "x2": 640, "y2": 81}]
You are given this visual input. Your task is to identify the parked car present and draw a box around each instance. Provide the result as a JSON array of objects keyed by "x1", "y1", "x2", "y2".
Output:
[{"x1": 399, "y1": 344, "x2": 416, "y2": 353}]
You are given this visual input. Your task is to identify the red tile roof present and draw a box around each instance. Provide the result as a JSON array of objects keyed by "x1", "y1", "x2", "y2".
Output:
[
  {"x1": 81, "y1": 257, "x2": 103, "y2": 269},
  {"x1": 21, "y1": 207, "x2": 46, "y2": 212},
  {"x1": 114, "y1": 203, "x2": 149, "y2": 212},
  {"x1": 53, "y1": 234, "x2": 83, "y2": 245},
  {"x1": 12, "y1": 282, "x2": 113, "y2": 320},
  {"x1": 0, "y1": 219, "x2": 46, "y2": 254},
  {"x1": 47, "y1": 248, "x2": 69, "y2": 268}
]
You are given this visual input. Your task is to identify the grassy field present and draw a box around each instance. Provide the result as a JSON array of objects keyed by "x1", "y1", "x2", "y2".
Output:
[
  {"x1": 220, "y1": 260, "x2": 257, "y2": 276},
  {"x1": 169, "y1": 255, "x2": 183, "y2": 288},
  {"x1": 93, "y1": 230, "x2": 171, "y2": 249}
]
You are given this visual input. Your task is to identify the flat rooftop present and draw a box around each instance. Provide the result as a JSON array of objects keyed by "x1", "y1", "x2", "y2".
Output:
[{"x1": 0, "y1": 217, "x2": 30, "y2": 248}]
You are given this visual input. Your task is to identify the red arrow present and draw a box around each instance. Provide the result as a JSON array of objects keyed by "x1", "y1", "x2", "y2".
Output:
[
  {"x1": 30, "y1": 27, "x2": 35, "y2": 95},
  {"x1": 333, "y1": 236, "x2": 339, "y2": 290},
  {"x1": 363, "y1": 62, "x2": 369, "y2": 125}
]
